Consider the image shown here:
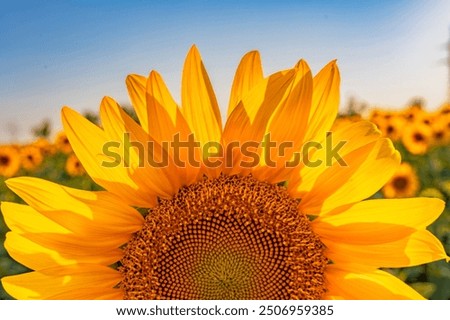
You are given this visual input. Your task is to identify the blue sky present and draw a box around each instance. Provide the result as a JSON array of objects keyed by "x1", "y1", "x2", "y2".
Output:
[{"x1": 1, "y1": 0, "x2": 449, "y2": 142}]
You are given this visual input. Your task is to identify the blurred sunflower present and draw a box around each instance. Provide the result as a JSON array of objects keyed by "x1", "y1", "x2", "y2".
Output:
[
  {"x1": 379, "y1": 114, "x2": 405, "y2": 141},
  {"x1": 1, "y1": 46, "x2": 448, "y2": 300},
  {"x1": 437, "y1": 102, "x2": 450, "y2": 116},
  {"x1": 32, "y1": 137, "x2": 55, "y2": 156},
  {"x1": 401, "y1": 121, "x2": 432, "y2": 155},
  {"x1": 402, "y1": 105, "x2": 423, "y2": 122},
  {"x1": 65, "y1": 153, "x2": 85, "y2": 176},
  {"x1": 54, "y1": 131, "x2": 73, "y2": 154},
  {"x1": 430, "y1": 114, "x2": 450, "y2": 146},
  {"x1": 368, "y1": 108, "x2": 385, "y2": 129},
  {"x1": 382, "y1": 162, "x2": 419, "y2": 198},
  {"x1": 20, "y1": 145, "x2": 44, "y2": 171},
  {"x1": 0, "y1": 145, "x2": 21, "y2": 178}
]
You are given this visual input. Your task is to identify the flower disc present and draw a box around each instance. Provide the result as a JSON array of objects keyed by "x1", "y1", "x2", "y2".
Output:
[{"x1": 120, "y1": 175, "x2": 328, "y2": 300}]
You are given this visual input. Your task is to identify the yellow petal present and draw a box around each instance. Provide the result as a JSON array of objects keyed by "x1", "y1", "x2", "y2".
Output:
[
  {"x1": 265, "y1": 60, "x2": 312, "y2": 149},
  {"x1": 46, "y1": 287, "x2": 123, "y2": 300},
  {"x1": 222, "y1": 70, "x2": 296, "y2": 176},
  {"x1": 1, "y1": 202, "x2": 69, "y2": 235},
  {"x1": 5, "y1": 177, "x2": 143, "y2": 237},
  {"x1": 146, "y1": 71, "x2": 201, "y2": 185},
  {"x1": 325, "y1": 265, "x2": 425, "y2": 299},
  {"x1": 61, "y1": 106, "x2": 156, "y2": 207},
  {"x1": 4, "y1": 232, "x2": 122, "y2": 270},
  {"x1": 181, "y1": 45, "x2": 222, "y2": 148},
  {"x1": 252, "y1": 60, "x2": 313, "y2": 183},
  {"x1": 299, "y1": 137, "x2": 400, "y2": 214},
  {"x1": 312, "y1": 198, "x2": 445, "y2": 244},
  {"x1": 99, "y1": 96, "x2": 180, "y2": 197},
  {"x1": 147, "y1": 70, "x2": 185, "y2": 141},
  {"x1": 222, "y1": 103, "x2": 255, "y2": 176},
  {"x1": 227, "y1": 50, "x2": 263, "y2": 116},
  {"x1": 323, "y1": 229, "x2": 448, "y2": 268},
  {"x1": 288, "y1": 121, "x2": 383, "y2": 196},
  {"x1": 125, "y1": 74, "x2": 149, "y2": 132},
  {"x1": 1, "y1": 265, "x2": 121, "y2": 300},
  {"x1": 304, "y1": 60, "x2": 340, "y2": 143}
]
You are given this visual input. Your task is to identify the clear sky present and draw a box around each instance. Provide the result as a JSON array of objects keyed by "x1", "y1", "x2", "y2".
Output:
[{"x1": 1, "y1": 0, "x2": 449, "y2": 142}]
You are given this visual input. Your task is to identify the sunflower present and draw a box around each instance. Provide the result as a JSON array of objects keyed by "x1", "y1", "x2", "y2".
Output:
[
  {"x1": 65, "y1": 153, "x2": 86, "y2": 176},
  {"x1": 1, "y1": 46, "x2": 448, "y2": 300},
  {"x1": 54, "y1": 131, "x2": 73, "y2": 154},
  {"x1": 32, "y1": 137, "x2": 56, "y2": 156},
  {"x1": 375, "y1": 113, "x2": 405, "y2": 142},
  {"x1": 20, "y1": 145, "x2": 44, "y2": 171},
  {"x1": 0, "y1": 145, "x2": 21, "y2": 178},
  {"x1": 437, "y1": 102, "x2": 450, "y2": 116},
  {"x1": 402, "y1": 105, "x2": 424, "y2": 122},
  {"x1": 382, "y1": 162, "x2": 420, "y2": 198},
  {"x1": 401, "y1": 121, "x2": 432, "y2": 155},
  {"x1": 367, "y1": 108, "x2": 386, "y2": 129},
  {"x1": 430, "y1": 113, "x2": 450, "y2": 146}
]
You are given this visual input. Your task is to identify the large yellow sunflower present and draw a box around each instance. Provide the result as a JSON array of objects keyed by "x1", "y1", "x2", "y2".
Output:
[{"x1": 1, "y1": 46, "x2": 448, "y2": 300}]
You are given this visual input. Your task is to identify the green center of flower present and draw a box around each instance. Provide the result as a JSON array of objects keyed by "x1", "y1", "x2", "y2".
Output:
[{"x1": 119, "y1": 174, "x2": 328, "y2": 300}]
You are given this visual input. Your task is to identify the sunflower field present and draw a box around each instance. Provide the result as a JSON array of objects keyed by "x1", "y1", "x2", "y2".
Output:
[{"x1": 0, "y1": 99, "x2": 449, "y2": 299}]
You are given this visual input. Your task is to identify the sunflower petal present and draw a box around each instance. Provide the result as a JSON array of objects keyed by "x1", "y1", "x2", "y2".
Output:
[
  {"x1": 147, "y1": 71, "x2": 185, "y2": 141},
  {"x1": 253, "y1": 60, "x2": 313, "y2": 183},
  {"x1": 298, "y1": 137, "x2": 400, "y2": 214},
  {"x1": 312, "y1": 198, "x2": 445, "y2": 244},
  {"x1": 304, "y1": 60, "x2": 340, "y2": 142},
  {"x1": 325, "y1": 265, "x2": 425, "y2": 299},
  {"x1": 1, "y1": 265, "x2": 121, "y2": 300},
  {"x1": 126, "y1": 74, "x2": 149, "y2": 132},
  {"x1": 181, "y1": 45, "x2": 222, "y2": 148},
  {"x1": 46, "y1": 287, "x2": 123, "y2": 300},
  {"x1": 147, "y1": 71, "x2": 201, "y2": 185},
  {"x1": 1, "y1": 202, "x2": 69, "y2": 234},
  {"x1": 222, "y1": 70, "x2": 296, "y2": 176},
  {"x1": 288, "y1": 121, "x2": 382, "y2": 197},
  {"x1": 99, "y1": 96, "x2": 180, "y2": 197},
  {"x1": 61, "y1": 106, "x2": 157, "y2": 207},
  {"x1": 228, "y1": 50, "x2": 263, "y2": 116},
  {"x1": 5, "y1": 177, "x2": 143, "y2": 237},
  {"x1": 323, "y1": 229, "x2": 448, "y2": 268},
  {"x1": 4, "y1": 232, "x2": 122, "y2": 269}
]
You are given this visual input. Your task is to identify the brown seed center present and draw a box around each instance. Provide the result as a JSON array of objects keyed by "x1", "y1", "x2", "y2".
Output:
[
  {"x1": 393, "y1": 176, "x2": 408, "y2": 190},
  {"x1": 0, "y1": 155, "x2": 10, "y2": 166},
  {"x1": 413, "y1": 133, "x2": 425, "y2": 142},
  {"x1": 119, "y1": 174, "x2": 328, "y2": 300}
]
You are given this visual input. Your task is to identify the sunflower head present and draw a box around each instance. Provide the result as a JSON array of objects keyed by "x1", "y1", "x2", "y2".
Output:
[
  {"x1": 20, "y1": 145, "x2": 43, "y2": 171},
  {"x1": 401, "y1": 121, "x2": 432, "y2": 155},
  {"x1": 0, "y1": 145, "x2": 21, "y2": 178},
  {"x1": 430, "y1": 113, "x2": 450, "y2": 146},
  {"x1": 32, "y1": 137, "x2": 56, "y2": 156},
  {"x1": 378, "y1": 113, "x2": 406, "y2": 141},
  {"x1": 402, "y1": 105, "x2": 424, "y2": 122},
  {"x1": 65, "y1": 153, "x2": 85, "y2": 177},
  {"x1": 382, "y1": 162, "x2": 420, "y2": 198},
  {"x1": 54, "y1": 131, "x2": 73, "y2": 154}
]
